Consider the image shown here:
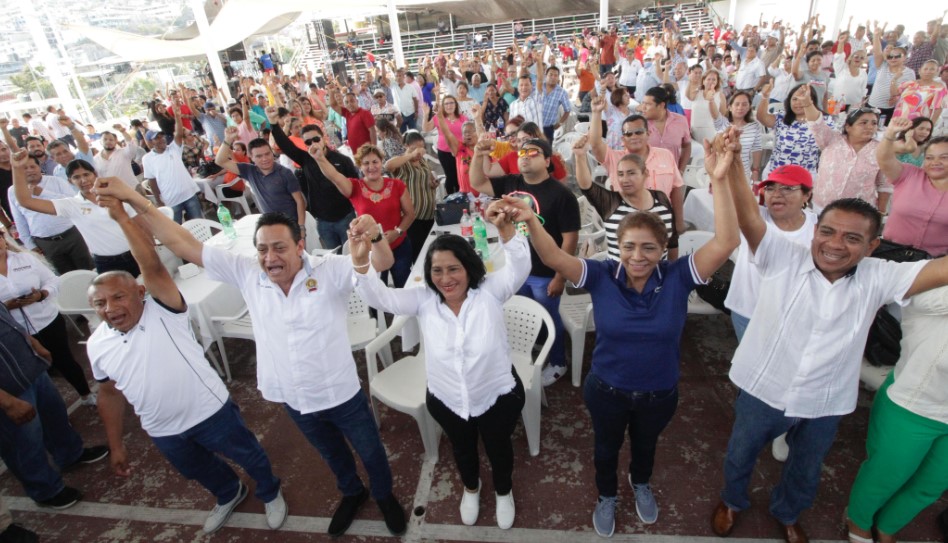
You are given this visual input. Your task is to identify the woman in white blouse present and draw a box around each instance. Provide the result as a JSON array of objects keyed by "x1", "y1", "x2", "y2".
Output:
[
  {"x1": 350, "y1": 200, "x2": 530, "y2": 530},
  {"x1": 0, "y1": 228, "x2": 95, "y2": 404},
  {"x1": 845, "y1": 285, "x2": 948, "y2": 543},
  {"x1": 832, "y1": 43, "x2": 868, "y2": 109}
]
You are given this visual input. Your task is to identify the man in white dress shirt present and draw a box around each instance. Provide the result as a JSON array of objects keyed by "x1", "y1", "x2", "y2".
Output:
[
  {"x1": 711, "y1": 173, "x2": 948, "y2": 541},
  {"x1": 90, "y1": 178, "x2": 408, "y2": 539}
]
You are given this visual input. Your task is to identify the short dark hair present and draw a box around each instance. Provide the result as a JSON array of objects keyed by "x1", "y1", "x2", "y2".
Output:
[
  {"x1": 805, "y1": 50, "x2": 823, "y2": 63},
  {"x1": 818, "y1": 198, "x2": 882, "y2": 239},
  {"x1": 621, "y1": 114, "x2": 648, "y2": 129},
  {"x1": 301, "y1": 124, "x2": 323, "y2": 135},
  {"x1": 25, "y1": 136, "x2": 43, "y2": 146},
  {"x1": 645, "y1": 86, "x2": 670, "y2": 107},
  {"x1": 254, "y1": 212, "x2": 302, "y2": 245},
  {"x1": 247, "y1": 138, "x2": 271, "y2": 154},
  {"x1": 545, "y1": 66, "x2": 560, "y2": 75},
  {"x1": 65, "y1": 159, "x2": 95, "y2": 178},
  {"x1": 423, "y1": 235, "x2": 486, "y2": 302},
  {"x1": 616, "y1": 211, "x2": 669, "y2": 247},
  {"x1": 46, "y1": 140, "x2": 67, "y2": 153},
  {"x1": 925, "y1": 135, "x2": 948, "y2": 154},
  {"x1": 727, "y1": 91, "x2": 755, "y2": 123},
  {"x1": 403, "y1": 131, "x2": 426, "y2": 146}
]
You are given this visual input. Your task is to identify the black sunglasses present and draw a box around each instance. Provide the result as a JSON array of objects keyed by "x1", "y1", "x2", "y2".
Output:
[
  {"x1": 303, "y1": 136, "x2": 322, "y2": 145},
  {"x1": 622, "y1": 129, "x2": 648, "y2": 137},
  {"x1": 886, "y1": 54, "x2": 903, "y2": 59}
]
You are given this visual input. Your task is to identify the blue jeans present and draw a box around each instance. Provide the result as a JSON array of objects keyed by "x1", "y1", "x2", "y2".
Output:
[
  {"x1": 381, "y1": 238, "x2": 413, "y2": 288},
  {"x1": 584, "y1": 373, "x2": 678, "y2": 497},
  {"x1": 317, "y1": 211, "x2": 356, "y2": 250},
  {"x1": 400, "y1": 113, "x2": 417, "y2": 134},
  {"x1": 517, "y1": 275, "x2": 566, "y2": 368},
  {"x1": 151, "y1": 400, "x2": 280, "y2": 504},
  {"x1": 731, "y1": 312, "x2": 750, "y2": 342},
  {"x1": 172, "y1": 194, "x2": 204, "y2": 224},
  {"x1": 0, "y1": 373, "x2": 84, "y2": 502},
  {"x1": 721, "y1": 389, "x2": 842, "y2": 524},
  {"x1": 284, "y1": 391, "x2": 393, "y2": 501}
]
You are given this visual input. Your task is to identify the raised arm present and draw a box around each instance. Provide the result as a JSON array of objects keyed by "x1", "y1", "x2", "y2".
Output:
[
  {"x1": 756, "y1": 83, "x2": 777, "y2": 128},
  {"x1": 588, "y1": 96, "x2": 608, "y2": 163},
  {"x1": 436, "y1": 109, "x2": 460, "y2": 156},
  {"x1": 11, "y1": 151, "x2": 56, "y2": 215},
  {"x1": 719, "y1": 137, "x2": 766, "y2": 252},
  {"x1": 693, "y1": 130, "x2": 741, "y2": 279},
  {"x1": 62, "y1": 116, "x2": 89, "y2": 156},
  {"x1": 572, "y1": 135, "x2": 593, "y2": 189},
  {"x1": 501, "y1": 194, "x2": 583, "y2": 284},
  {"x1": 313, "y1": 147, "x2": 354, "y2": 197},
  {"x1": 877, "y1": 116, "x2": 909, "y2": 182},
  {"x1": 92, "y1": 178, "x2": 205, "y2": 265},
  {"x1": 214, "y1": 126, "x2": 241, "y2": 175},
  {"x1": 269, "y1": 110, "x2": 311, "y2": 167},
  {"x1": 171, "y1": 96, "x2": 185, "y2": 147},
  {"x1": 384, "y1": 145, "x2": 424, "y2": 172},
  {"x1": 469, "y1": 134, "x2": 496, "y2": 196},
  {"x1": 0, "y1": 119, "x2": 19, "y2": 150},
  {"x1": 871, "y1": 22, "x2": 884, "y2": 68}
]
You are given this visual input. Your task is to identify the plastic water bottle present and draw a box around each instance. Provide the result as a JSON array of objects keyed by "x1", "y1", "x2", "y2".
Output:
[
  {"x1": 460, "y1": 209, "x2": 473, "y2": 237},
  {"x1": 473, "y1": 213, "x2": 490, "y2": 262},
  {"x1": 217, "y1": 204, "x2": 237, "y2": 239}
]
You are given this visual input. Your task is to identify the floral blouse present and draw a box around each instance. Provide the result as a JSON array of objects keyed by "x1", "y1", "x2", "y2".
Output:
[{"x1": 765, "y1": 113, "x2": 831, "y2": 177}]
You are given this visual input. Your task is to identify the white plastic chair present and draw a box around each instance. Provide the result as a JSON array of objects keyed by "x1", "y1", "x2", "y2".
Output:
[
  {"x1": 347, "y1": 290, "x2": 393, "y2": 367},
  {"x1": 56, "y1": 269, "x2": 100, "y2": 334},
  {"x1": 209, "y1": 305, "x2": 253, "y2": 383},
  {"x1": 678, "y1": 231, "x2": 721, "y2": 315},
  {"x1": 683, "y1": 165, "x2": 710, "y2": 190},
  {"x1": 560, "y1": 251, "x2": 608, "y2": 387},
  {"x1": 574, "y1": 121, "x2": 590, "y2": 134},
  {"x1": 214, "y1": 178, "x2": 254, "y2": 216},
  {"x1": 505, "y1": 295, "x2": 554, "y2": 457},
  {"x1": 577, "y1": 196, "x2": 607, "y2": 254},
  {"x1": 364, "y1": 316, "x2": 442, "y2": 461},
  {"x1": 182, "y1": 218, "x2": 223, "y2": 242},
  {"x1": 157, "y1": 206, "x2": 174, "y2": 220},
  {"x1": 303, "y1": 212, "x2": 322, "y2": 254}
]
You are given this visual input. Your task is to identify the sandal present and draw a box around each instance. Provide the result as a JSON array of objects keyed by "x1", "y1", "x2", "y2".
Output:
[{"x1": 848, "y1": 532, "x2": 875, "y2": 543}]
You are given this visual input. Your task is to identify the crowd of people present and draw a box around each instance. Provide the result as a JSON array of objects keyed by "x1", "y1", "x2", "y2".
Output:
[{"x1": 0, "y1": 3, "x2": 946, "y2": 543}]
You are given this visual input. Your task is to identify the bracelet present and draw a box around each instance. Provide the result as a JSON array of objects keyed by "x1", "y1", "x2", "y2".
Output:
[
  {"x1": 370, "y1": 229, "x2": 384, "y2": 243},
  {"x1": 353, "y1": 262, "x2": 370, "y2": 270}
]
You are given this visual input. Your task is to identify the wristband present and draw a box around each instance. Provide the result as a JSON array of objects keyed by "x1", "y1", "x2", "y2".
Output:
[
  {"x1": 353, "y1": 262, "x2": 370, "y2": 270},
  {"x1": 370, "y1": 230, "x2": 384, "y2": 243}
]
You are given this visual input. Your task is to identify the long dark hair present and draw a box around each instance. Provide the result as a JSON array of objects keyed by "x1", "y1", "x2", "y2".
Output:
[
  {"x1": 783, "y1": 84, "x2": 820, "y2": 126},
  {"x1": 424, "y1": 235, "x2": 486, "y2": 302}
]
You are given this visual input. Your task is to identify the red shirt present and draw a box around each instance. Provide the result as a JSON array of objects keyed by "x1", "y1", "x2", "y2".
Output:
[
  {"x1": 600, "y1": 34, "x2": 618, "y2": 65},
  {"x1": 347, "y1": 177, "x2": 407, "y2": 248},
  {"x1": 498, "y1": 151, "x2": 568, "y2": 182},
  {"x1": 341, "y1": 107, "x2": 375, "y2": 152},
  {"x1": 455, "y1": 145, "x2": 479, "y2": 195},
  {"x1": 170, "y1": 103, "x2": 193, "y2": 130}
]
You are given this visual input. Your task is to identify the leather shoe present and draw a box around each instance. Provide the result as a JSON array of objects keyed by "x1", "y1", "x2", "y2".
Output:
[
  {"x1": 711, "y1": 500, "x2": 738, "y2": 536},
  {"x1": 780, "y1": 521, "x2": 809, "y2": 543}
]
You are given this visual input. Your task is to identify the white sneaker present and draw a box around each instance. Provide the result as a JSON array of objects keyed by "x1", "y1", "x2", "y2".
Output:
[
  {"x1": 265, "y1": 488, "x2": 288, "y2": 530},
  {"x1": 203, "y1": 481, "x2": 248, "y2": 534},
  {"x1": 459, "y1": 480, "x2": 480, "y2": 525},
  {"x1": 541, "y1": 365, "x2": 567, "y2": 387},
  {"x1": 772, "y1": 433, "x2": 789, "y2": 462},
  {"x1": 496, "y1": 491, "x2": 515, "y2": 529},
  {"x1": 80, "y1": 393, "x2": 97, "y2": 406}
]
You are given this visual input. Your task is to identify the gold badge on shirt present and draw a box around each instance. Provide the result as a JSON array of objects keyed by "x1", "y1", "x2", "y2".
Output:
[{"x1": 306, "y1": 278, "x2": 318, "y2": 292}]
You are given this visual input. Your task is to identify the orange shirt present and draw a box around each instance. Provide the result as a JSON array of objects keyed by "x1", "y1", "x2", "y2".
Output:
[{"x1": 578, "y1": 69, "x2": 596, "y2": 93}]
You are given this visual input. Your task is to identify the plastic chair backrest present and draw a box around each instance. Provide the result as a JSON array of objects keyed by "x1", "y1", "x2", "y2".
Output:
[
  {"x1": 56, "y1": 270, "x2": 98, "y2": 312},
  {"x1": 182, "y1": 219, "x2": 223, "y2": 243},
  {"x1": 503, "y1": 295, "x2": 554, "y2": 364},
  {"x1": 678, "y1": 230, "x2": 714, "y2": 256}
]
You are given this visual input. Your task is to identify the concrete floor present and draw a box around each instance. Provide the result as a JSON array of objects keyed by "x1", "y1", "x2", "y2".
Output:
[{"x1": 4, "y1": 313, "x2": 945, "y2": 542}]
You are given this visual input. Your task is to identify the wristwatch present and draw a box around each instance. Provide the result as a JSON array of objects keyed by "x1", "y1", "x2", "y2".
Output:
[
  {"x1": 370, "y1": 229, "x2": 384, "y2": 243},
  {"x1": 394, "y1": 226, "x2": 404, "y2": 236}
]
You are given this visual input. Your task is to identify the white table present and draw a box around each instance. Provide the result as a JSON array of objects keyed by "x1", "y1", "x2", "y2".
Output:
[
  {"x1": 174, "y1": 268, "x2": 244, "y2": 346},
  {"x1": 205, "y1": 214, "x2": 260, "y2": 258},
  {"x1": 400, "y1": 222, "x2": 507, "y2": 350},
  {"x1": 683, "y1": 187, "x2": 716, "y2": 232}
]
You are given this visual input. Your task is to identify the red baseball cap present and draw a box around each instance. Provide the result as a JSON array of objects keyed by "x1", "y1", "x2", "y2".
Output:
[{"x1": 763, "y1": 164, "x2": 812, "y2": 188}]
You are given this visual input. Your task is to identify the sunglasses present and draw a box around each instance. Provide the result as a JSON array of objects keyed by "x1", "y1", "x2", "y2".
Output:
[
  {"x1": 886, "y1": 54, "x2": 903, "y2": 59},
  {"x1": 846, "y1": 106, "x2": 881, "y2": 120},
  {"x1": 762, "y1": 185, "x2": 803, "y2": 194},
  {"x1": 517, "y1": 148, "x2": 543, "y2": 158},
  {"x1": 304, "y1": 136, "x2": 322, "y2": 145},
  {"x1": 622, "y1": 129, "x2": 648, "y2": 137}
]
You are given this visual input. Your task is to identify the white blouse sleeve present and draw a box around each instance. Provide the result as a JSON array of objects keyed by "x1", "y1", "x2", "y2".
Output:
[
  {"x1": 354, "y1": 266, "x2": 427, "y2": 317},
  {"x1": 480, "y1": 233, "x2": 531, "y2": 302}
]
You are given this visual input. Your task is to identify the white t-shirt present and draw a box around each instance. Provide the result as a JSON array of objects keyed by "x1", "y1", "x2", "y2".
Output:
[
  {"x1": 617, "y1": 57, "x2": 642, "y2": 87},
  {"x1": 724, "y1": 207, "x2": 817, "y2": 318},
  {"x1": 51, "y1": 195, "x2": 135, "y2": 256},
  {"x1": 94, "y1": 144, "x2": 141, "y2": 189},
  {"x1": 735, "y1": 56, "x2": 766, "y2": 90},
  {"x1": 141, "y1": 142, "x2": 200, "y2": 208},
  {"x1": 88, "y1": 298, "x2": 230, "y2": 437}
]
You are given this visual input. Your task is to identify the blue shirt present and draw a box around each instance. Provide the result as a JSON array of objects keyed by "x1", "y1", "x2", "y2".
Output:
[
  {"x1": 541, "y1": 85, "x2": 572, "y2": 127},
  {"x1": 236, "y1": 162, "x2": 301, "y2": 222},
  {"x1": 576, "y1": 255, "x2": 704, "y2": 391},
  {"x1": 53, "y1": 150, "x2": 94, "y2": 180}
]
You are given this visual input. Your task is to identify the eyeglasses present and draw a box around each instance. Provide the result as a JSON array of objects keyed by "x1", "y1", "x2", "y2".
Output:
[
  {"x1": 622, "y1": 129, "x2": 648, "y2": 137},
  {"x1": 517, "y1": 148, "x2": 543, "y2": 158},
  {"x1": 886, "y1": 54, "x2": 903, "y2": 59},
  {"x1": 303, "y1": 136, "x2": 322, "y2": 145},
  {"x1": 762, "y1": 185, "x2": 803, "y2": 194}
]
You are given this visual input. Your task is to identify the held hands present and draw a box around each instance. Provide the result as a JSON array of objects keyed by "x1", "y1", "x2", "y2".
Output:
[
  {"x1": 92, "y1": 176, "x2": 137, "y2": 204},
  {"x1": 498, "y1": 194, "x2": 536, "y2": 224},
  {"x1": 347, "y1": 215, "x2": 380, "y2": 264},
  {"x1": 702, "y1": 129, "x2": 740, "y2": 180},
  {"x1": 474, "y1": 133, "x2": 495, "y2": 152}
]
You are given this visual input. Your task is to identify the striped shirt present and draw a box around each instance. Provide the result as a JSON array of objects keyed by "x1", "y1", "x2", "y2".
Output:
[
  {"x1": 868, "y1": 64, "x2": 916, "y2": 109},
  {"x1": 509, "y1": 92, "x2": 544, "y2": 126},
  {"x1": 713, "y1": 118, "x2": 763, "y2": 178},
  {"x1": 394, "y1": 160, "x2": 437, "y2": 221},
  {"x1": 581, "y1": 182, "x2": 678, "y2": 260}
]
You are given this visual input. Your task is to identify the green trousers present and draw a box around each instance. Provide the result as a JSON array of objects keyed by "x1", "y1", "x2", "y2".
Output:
[{"x1": 848, "y1": 373, "x2": 948, "y2": 534}]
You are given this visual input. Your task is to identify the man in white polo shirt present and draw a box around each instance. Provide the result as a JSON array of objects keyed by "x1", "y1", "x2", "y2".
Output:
[
  {"x1": 710, "y1": 166, "x2": 948, "y2": 541},
  {"x1": 87, "y1": 194, "x2": 286, "y2": 534},
  {"x1": 141, "y1": 100, "x2": 202, "y2": 223},
  {"x1": 90, "y1": 178, "x2": 408, "y2": 539}
]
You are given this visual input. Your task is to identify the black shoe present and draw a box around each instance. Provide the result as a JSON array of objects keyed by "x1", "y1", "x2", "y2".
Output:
[
  {"x1": 75, "y1": 445, "x2": 109, "y2": 465},
  {"x1": 938, "y1": 507, "x2": 948, "y2": 543},
  {"x1": 327, "y1": 488, "x2": 367, "y2": 537},
  {"x1": 0, "y1": 524, "x2": 38, "y2": 543},
  {"x1": 37, "y1": 486, "x2": 82, "y2": 509},
  {"x1": 377, "y1": 494, "x2": 406, "y2": 536}
]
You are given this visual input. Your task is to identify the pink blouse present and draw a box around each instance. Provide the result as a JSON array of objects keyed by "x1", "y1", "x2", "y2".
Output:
[
  {"x1": 883, "y1": 164, "x2": 948, "y2": 256},
  {"x1": 434, "y1": 114, "x2": 467, "y2": 152},
  {"x1": 809, "y1": 116, "x2": 891, "y2": 209}
]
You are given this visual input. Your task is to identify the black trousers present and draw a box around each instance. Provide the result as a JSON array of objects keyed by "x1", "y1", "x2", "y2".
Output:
[
  {"x1": 32, "y1": 227, "x2": 94, "y2": 275},
  {"x1": 437, "y1": 149, "x2": 459, "y2": 195},
  {"x1": 32, "y1": 314, "x2": 91, "y2": 397},
  {"x1": 426, "y1": 371, "x2": 525, "y2": 495},
  {"x1": 407, "y1": 219, "x2": 434, "y2": 263}
]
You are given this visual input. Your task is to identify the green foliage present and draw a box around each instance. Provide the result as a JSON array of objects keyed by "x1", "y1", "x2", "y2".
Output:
[{"x1": 8, "y1": 65, "x2": 55, "y2": 98}]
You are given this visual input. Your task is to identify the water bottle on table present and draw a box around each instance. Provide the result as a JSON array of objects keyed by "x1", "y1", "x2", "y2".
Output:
[
  {"x1": 460, "y1": 209, "x2": 473, "y2": 237},
  {"x1": 473, "y1": 213, "x2": 492, "y2": 271},
  {"x1": 217, "y1": 204, "x2": 237, "y2": 239}
]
